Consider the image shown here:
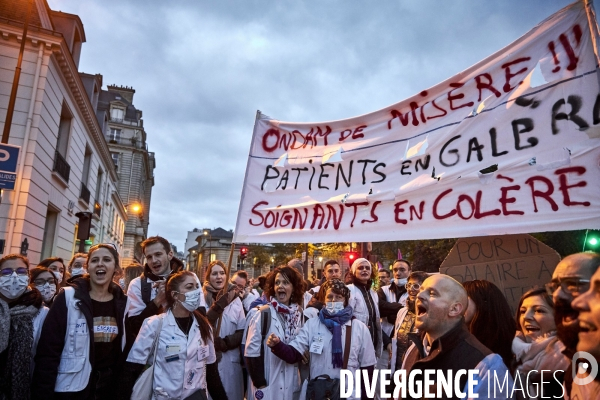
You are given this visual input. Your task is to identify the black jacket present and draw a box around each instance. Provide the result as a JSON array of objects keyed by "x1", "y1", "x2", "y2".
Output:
[
  {"x1": 377, "y1": 281, "x2": 406, "y2": 324},
  {"x1": 32, "y1": 277, "x2": 127, "y2": 399},
  {"x1": 403, "y1": 322, "x2": 492, "y2": 400}
]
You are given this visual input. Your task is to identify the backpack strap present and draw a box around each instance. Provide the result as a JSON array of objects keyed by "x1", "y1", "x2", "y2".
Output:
[
  {"x1": 140, "y1": 275, "x2": 152, "y2": 305},
  {"x1": 342, "y1": 319, "x2": 353, "y2": 369},
  {"x1": 259, "y1": 304, "x2": 271, "y2": 357}
]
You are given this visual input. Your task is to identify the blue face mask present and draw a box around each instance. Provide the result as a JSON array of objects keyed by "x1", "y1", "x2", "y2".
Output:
[{"x1": 325, "y1": 301, "x2": 345, "y2": 314}]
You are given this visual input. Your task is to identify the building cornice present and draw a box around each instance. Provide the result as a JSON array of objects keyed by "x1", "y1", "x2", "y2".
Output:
[{"x1": 0, "y1": 21, "x2": 119, "y2": 183}]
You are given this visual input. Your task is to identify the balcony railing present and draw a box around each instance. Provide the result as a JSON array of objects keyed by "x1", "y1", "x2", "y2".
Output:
[
  {"x1": 52, "y1": 151, "x2": 70, "y2": 183},
  {"x1": 104, "y1": 135, "x2": 148, "y2": 150},
  {"x1": 80, "y1": 183, "x2": 90, "y2": 203},
  {"x1": 93, "y1": 201, "x2": 102, "y2": 217}
]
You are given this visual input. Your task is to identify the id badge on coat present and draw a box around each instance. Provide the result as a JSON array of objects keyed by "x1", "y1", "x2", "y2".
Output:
[{"x1": 309, "y1": 334, "x2": 324, "y2": 354}]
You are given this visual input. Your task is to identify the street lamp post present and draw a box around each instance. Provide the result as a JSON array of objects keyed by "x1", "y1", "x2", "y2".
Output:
[{"x1": 203, "y1": 229, "x2": 212, "y2": 269}]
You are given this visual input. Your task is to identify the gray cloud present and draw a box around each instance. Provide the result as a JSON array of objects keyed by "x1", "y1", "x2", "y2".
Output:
[{"x1": 49, "y1": 0, "x2": 571, "y2": 249}]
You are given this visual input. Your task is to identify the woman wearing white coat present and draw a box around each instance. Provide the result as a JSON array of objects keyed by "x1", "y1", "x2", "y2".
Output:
[
  {"x1": 203, "y1": 265, "x2": 247, "y2": 400},
  {"x1": 266, "y1": 279, "x2": 377, "y2": 400},
  {"x1": 245, "y1": 266, "x2": 305, "y2": 400},
  {"x1": 119, "y1": 271, "x2": 227, "y2": 400},
  {"x1": 346, "y1": 258, "x2": 383, "y2": 358}
]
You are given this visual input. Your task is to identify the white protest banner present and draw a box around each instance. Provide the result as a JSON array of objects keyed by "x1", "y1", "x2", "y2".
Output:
[{"x1": 234, "y1": 1, "x2": 600, "y2": 244}]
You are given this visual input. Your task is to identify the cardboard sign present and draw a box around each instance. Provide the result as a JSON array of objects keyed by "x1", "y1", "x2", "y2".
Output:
[{"x1": 440, "y1": 234, "x2": 560, "y2": 311}]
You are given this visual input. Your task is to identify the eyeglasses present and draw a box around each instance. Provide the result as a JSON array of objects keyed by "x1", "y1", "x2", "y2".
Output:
[
  {"x1": 0, "y1": 267, "x2": 28, "y2": 276},
  {"x1": 356, "y1": 265, "x2": 371, "y2": 271},
  {"x1": 34, "y1": 278, "x2": 55, "y2": 286},
  {"x1": 545, "y1": 278, "x2": 590, "y2": 296},
  {"x1": 405, "y1": 283, "x2": 422, "y2": 291}
]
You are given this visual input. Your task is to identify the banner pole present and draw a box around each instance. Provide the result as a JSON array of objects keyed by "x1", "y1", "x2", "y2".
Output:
[{"x1": 216, "y1": 242, "x2": 236, "y2": 335}]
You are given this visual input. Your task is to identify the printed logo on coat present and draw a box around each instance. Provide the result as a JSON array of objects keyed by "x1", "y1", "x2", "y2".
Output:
[{"x1": 255, "y1": 389, "x2": 264, "y2": 399}]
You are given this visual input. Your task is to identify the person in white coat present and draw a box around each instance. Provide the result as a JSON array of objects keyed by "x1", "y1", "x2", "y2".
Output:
[
  {"x1": 346, "y1": 258, "x2": 382, "y2": 359},
  {"x1": 203, "y1": 266, "x2": 247, "y2": 400},
  {"x1": 120, "y1": 271, "x2": 228, "y2": 400},
  {"x1": 0, "y1": 254, "x2": 48, "y2": 399},
  {"x1": 245, "y1": 266, "x2": 305, "y2": 400},
  {"x1": 267, "y1": 279, "x2": 377, "y2": 400}
]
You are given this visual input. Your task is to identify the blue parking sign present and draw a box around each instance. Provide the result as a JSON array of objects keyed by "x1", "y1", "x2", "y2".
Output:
[{"x1": 0, "y1": 143, "x2": 20, "y2": 190}]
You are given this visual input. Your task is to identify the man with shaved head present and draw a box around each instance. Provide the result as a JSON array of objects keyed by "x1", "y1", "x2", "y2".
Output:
[{"x1": 401, "y1": 274, "x2": 513, "y2": 399}]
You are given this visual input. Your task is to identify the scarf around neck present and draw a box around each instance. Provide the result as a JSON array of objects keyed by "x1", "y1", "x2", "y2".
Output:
[
  {"x1": 0, "y1": 289, "x2": 42, "y2": 400},
  {"x1": 318, "y1": 306, "x2": 353, "y2": 368},
  {"x1": 270, "y1": 297, "x2": 301, "y2": 343},
  {"x1": 203, "y1": 281, "x2": 219, "y2": 308}
]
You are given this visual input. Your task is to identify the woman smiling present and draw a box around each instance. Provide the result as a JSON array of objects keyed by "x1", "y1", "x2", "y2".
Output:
[{"x1": 33, "y1": 244, "x2": 127, "y2": 399}]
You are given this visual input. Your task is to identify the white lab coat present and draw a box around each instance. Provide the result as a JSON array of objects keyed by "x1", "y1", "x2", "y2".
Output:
[
  {"x1": 347, "y1": 284, "x2": 383, "y2": 358},
  {"x1": 125, "y1": 275, "x2": 207, "y2": 318},
  {"x1": 209, "y1": 297, "x2": 246, "y2": 400},
  {"x1": 245, "y1": 303, "x2": 302, "y2": 400},
  {"x1": 242, "y1": 289, "x2": 259, "y2": 312},
  {"x1": 302, "y1": 285, "x2": 320, "y2": 309},
  {"x1": 127, "y1": 310, "x2": 216, "y2": 399},
  {"x1": 289, "y1": 317, "x2": 377, "y2": 400}
]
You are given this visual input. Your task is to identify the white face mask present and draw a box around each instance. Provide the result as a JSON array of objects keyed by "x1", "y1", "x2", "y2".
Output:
[
  {"x1": 178, "y1": 288, "x2": 202, "y2": 312},
  {"x1": 52, "y1": 270, "x2": 63, "y2": 284},
  {"x1": 396, "y1": 277, "x2": 408, "y2": 286},
  {"x1": 71, "y1": 267, "x2": 84, "y2": 277},
  {"x1": 118, "y1": 278, "x2": 125, "y2": 290},
  {"x1": 325, "y1": 301, "x2": 345, "y2": 314},
  {"x1": 0, "y1": 272, "x2": 29, "y2": 299},
  {"x1": 37, "y1": 282, "x2": 57, "y2": 302}
]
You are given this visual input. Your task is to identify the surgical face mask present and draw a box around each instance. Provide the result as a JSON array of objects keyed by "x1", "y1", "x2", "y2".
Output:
[
  {"x1": 396, "y1": 277, "x2": 408, "y2": 286},
  {"x1": 71, "y1": 267, "x2": 84, "y2": 277},
  {"x1": 178, "y1": 288, "x2": 202, "y2": 312},
  {"x1": 52, "y1": 270, "x2": 63, "y2": 284},
  {"x1": 37, "y1": 282, "x2": 57, "y2": 302},
  {"x1": 325, "y1": 301, "x2": 345, "y2": 314},
  {"x1": 0, "y1": 271, "x2": 29, "y2": 299}
]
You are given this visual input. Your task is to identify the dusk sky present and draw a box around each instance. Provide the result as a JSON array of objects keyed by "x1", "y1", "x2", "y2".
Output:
[{"x1": 48, "y1": 0, "x2": 573, "y2": 251}]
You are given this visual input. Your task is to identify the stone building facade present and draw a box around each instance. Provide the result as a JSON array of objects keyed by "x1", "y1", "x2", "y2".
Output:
[{"x1": 0, "y1": 0, "x2": 128, "y2": 263}]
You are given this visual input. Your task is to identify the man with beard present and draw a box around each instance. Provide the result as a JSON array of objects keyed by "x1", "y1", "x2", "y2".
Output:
[
  {"x1": 546, "y1": 252, "x2": 600, "y2": 395},
  {"x1": 124, "y1": 236, "x2": 186, "y2": 351}
]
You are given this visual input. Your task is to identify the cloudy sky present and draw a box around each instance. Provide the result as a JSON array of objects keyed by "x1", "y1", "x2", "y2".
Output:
[{"x1": 49, "y1": 0, "x2": 572, "y2": 251}]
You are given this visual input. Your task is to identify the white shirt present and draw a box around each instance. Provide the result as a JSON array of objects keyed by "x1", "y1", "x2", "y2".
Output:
[{"x1": 127, "y1": 310, "x2": 216, "y2": 399}]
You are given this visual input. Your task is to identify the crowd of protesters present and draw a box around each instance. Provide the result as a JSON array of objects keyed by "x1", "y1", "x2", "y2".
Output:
[{"x1": 0, "y1": 235, "x2": 599, "y2": 400}]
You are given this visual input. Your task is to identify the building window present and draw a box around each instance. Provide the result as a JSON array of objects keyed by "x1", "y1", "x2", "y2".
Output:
[
  {"x1": 41, "y1": 208, "x2": 59, "y2": 259},
  {"x1": 111, "y1": 152, "x2": 119, "y2": 169},
  {"x1": 109, "y1": 128, "x2": 121, "y2": 143},
  {"x1": 111, "y1": 107, "x2": 124, "y2": 122}
]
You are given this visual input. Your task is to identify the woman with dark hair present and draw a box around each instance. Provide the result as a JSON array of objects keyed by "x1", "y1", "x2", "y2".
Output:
[
  {"x1": 33, "y1": 244, "x2": 127, "y2": 399},
  {"x1": 123, "y1": 262, "x2": 143, "y2": 293},
  {"x1": 346, "y1": 258, "x2": 383, "y2": 359},
  {"x1": 266, "y1": 279, "x2": 377, "y2": 400},
  {"x1": 30, "y1": 266, "x2": 59, "y2": 307},
  {"x1": 512, "y1": 288, "x2": 569, "y2": 399},
  {"x1": 119, "y1": 271, "x2": 227, "y2": 399},
  {"x1": 68, "y1": 253, "x2": 88, "y2": 277},
  {"x1": 462, "y1": 280, "x2": 516, "y2": 369},
  {"x1": 38, "y1": 256, "x2": 67, "y2": 288},
  {"x1": 245, "y1": 265, "x2": 305, "y2": 400},
  {"x1": 202, "y1": 261, "x2": 246, "y2": 400},
  {"x1": 0, "y1": 254, "x2": 48, "y2": 399}
]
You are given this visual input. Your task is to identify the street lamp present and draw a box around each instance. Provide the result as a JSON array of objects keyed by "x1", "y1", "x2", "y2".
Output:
[
  {"x1": 203, "y1": 229, "x2": 212, "y2": 268},
  {"x1": 124, "y1": 202, "x2": 142, "y2": 214}
]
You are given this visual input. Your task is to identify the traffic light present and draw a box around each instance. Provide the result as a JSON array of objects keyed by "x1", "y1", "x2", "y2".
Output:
[
  {"x1": 584, "y1": 230, "x2": 599, "y2": 251},
  {"x1": 240, "y1": 246, "x2": 248, "y2": 261},
  {"x1": 310, "y1": 260, "x2": 314, "y2": 268},
  {"x1": 347, "y1": 252, "x2": 358, "y2": 263}
]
